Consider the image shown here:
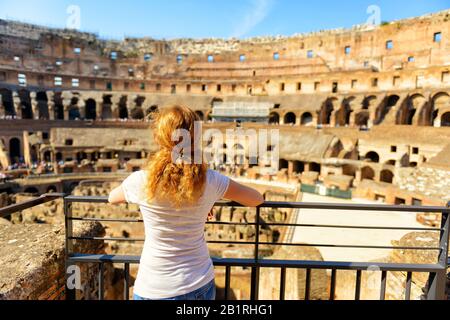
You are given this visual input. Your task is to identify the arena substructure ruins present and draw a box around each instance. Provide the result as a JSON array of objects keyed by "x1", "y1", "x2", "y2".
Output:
[{"x1": 0, "y1": 10, "x2": 449, "y2": 300}]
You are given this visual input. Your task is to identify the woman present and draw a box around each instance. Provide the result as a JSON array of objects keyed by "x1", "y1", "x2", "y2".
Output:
[{"x1": 108, "y1": 105, "x2": 264, "y2": 300}]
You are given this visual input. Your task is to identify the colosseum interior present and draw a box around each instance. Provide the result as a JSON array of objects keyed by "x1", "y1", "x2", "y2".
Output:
[{"x1": 0, "y1": 8, "x2": 449, "y2": 301}]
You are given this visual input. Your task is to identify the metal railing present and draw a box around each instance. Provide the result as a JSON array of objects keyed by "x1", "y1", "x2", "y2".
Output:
[{"x1": 0, "y1": 194, "x2": 449, "y2": 300}]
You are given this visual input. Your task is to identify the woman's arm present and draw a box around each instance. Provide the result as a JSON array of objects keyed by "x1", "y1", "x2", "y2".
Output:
[
  {"x1": 223, "y1": 179, "x2": 264, "y2": 207},
  {"x1": 108, "y1": 185, "x2": 127, "y2": 205}
]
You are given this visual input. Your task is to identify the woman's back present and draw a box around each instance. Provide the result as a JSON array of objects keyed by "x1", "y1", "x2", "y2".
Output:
[{"x1": 122, "y1": 169, "x2": 229, "y2": 299}]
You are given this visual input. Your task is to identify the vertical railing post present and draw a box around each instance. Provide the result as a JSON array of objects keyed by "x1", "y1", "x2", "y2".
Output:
[
  {"x1": 427, "y1": 206, "x2": 449, "y2": 300},
  {"x1": 250, "y1": 206, "x2": 260, "y2": 300},
  {"x1": 64, "y1": 197, "x2": 76, "y2": 300}
]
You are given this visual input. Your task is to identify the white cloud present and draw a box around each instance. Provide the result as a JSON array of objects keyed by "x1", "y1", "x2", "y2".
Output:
[{"x1": 231, "y1": 0, "x2": 274, "y2": 38}]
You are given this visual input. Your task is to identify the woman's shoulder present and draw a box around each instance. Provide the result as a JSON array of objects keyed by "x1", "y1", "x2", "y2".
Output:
[
  {"x1": 206, "y1": 169, "x2": 223, "y2": 182},
  {"x1": 122, "y1": 170, "x2": 148, "y2": 204},
  {"x1": 124, "y1": 170, "x2": 147, "y2": 185},
  {"x1": 206, "y1": 169, "x2": 230, "y2": 199}
]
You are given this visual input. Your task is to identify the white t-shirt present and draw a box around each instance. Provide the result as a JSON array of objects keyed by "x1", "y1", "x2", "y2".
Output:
[{"x1": 121, "y1": 169, "x2": 230, "y2": 299}]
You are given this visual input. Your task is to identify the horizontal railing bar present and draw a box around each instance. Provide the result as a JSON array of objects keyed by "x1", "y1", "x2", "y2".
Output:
[
  {"x1": 71, "y1": 218, "x2": 257, "y2": 226},
  {"x1": 64, "y1": 196, "x2": 110, "y2": 203},
  {"x1": 64, "y1": 196, "x2": 450, "y2": 213},
  {"x1": 69, "y1": 236, "x2": 145, "y2": 242},
  {"x1": 206, "y1": 221, "x2": 256, "y2": 226},
  {"x1": 69, "y1": 236, "x2": 441, "y2": 250},
  {"x1": 69, "y1": 254, "x2": 140, "y2": 264},
  {"x1": 69, "y1": 216, "x2": 441, "y2": 232},
  {"x1": 260, "y1": 222, "x2": 441, "y2": 232},
  {"x1": 208, "y1": 240, "x2": 441, "y2": 251},
  {"x1": 68, "y1": 254, "x2": 444, "y2": 272},
  {"x1": 70, "y1": 217, "x2": 144, "y2": 223},
  {"x1": 0, "y1": 193, "x2": 64, "y2": 218},
  {"x1": 235, "y1": 201, "x2": 450, "y2": 213}
]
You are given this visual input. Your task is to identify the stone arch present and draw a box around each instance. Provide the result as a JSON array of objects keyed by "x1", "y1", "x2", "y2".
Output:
[
  {"x1": 18, "y1": 89, "x2": 33, "y2": 119},
  {"x1": 101, "y1": 95, "x2": 113, "y2": 119},
  {"x1": 46, "y1": 185, "x2": 58, "y2": 193},
  {"x1": 85, "y1": 99, "x2": 96, "y2": 120},
  {"x1": 68, "y1": 97, "x2": 81, "y2": 120},
  {"x1": 279, "y1": 159, "x2": 289, "y2": 170},
  {"x1": 146, "y1": 105, "x2": 159, "y2": 120},
  {"x1": 361, "y1": 166, "x2": 375, "y2": 181},
  {"x1": 364, "y1": 151, "x2": 380, "y2": 163},
  {"x1": 354, "y1": 111, "x2": 369, "y2": 127},
  {"x1": 310, "y1": 162, "x2": 321, "y2": 173},
  {"x1": 319, "y1": 98, "x2": 337, "y2": 125},
  {"x1": 375, "y1": 95, "x2": 399, "y2": 125},
  {"x1": 431, "y1": 92, "x2": 450, "y2": 127},
  {"x1": 300, "y1": 112, "x2": 313, "y2": 126},
  {"x1": 43, "y1": 150, "x2": 51, "y2": 162},
  {"x1": 0, "y1": 88, "x2": 15, "y2": 117},
  {"x1": 53, "y1": 93, "x2": 64, "y2": 120},
  {"x1": 292, "y1": 161, "x2": 304, "y2": 174},
  {"x1": 380, "y1": 169, "x2": 394, "y2": 183},
  {"x1": 284, "y1": 112, "x2": 296, "y2": 125},
  {"x1": 342, "y1": 164, "x2": 357, "y2": 177},
  {"x1": 9, "y1": 137, "x2": 21, "y2": 164},
  {"x1": 24, "y1": 187, "x2": 39, "y2": 195},
  {"x1": 385, "y1": 160, "x2": 396, "y2": 166},
  {"x1": 76, "y1": 152, "x2": 88, "y2": 163},
  {"x1": 56, "y1": 152, "x2": 63, "y2": 162},
  {"x1": 442, "y1": 112, "x2": 450, "y2": 127},
  {"x1": 269, "y1": 112, "x2": 280, "y2": 124},
  {"x1": 118, "y1": 96, "x2": 128, "y2": 119},
  {"x1": 335, "y1": 97, "x2": 355, "y2": 126},
  {"x1": 36, "y1": 91, "x2": 49, "y2": 120},
  {"x1": 68, "y1": 106, "x2": 80, "y2": 120},
  {"x1": 130, "y1": 96, "x2": 145, "y2": 120},
  {"x1": 131, "y1": 107, "x2": 145, "y2": 119},
  {"x1": 195, "y1": 110, "x2": 204, "y2": 120},
  {"x1": 362, "y1": 96, "x2": 377, "y2": 110},
  {"x1": 85, "y1": 99, "x2": 97, "y2": 120},
  {"x1": 396, "y1": 94, "x2": 425, "y2": 125}
]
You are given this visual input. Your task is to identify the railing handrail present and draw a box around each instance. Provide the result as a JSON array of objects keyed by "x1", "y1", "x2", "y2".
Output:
[
  {"x1": 68, "y1": 253, "x2": 443, "y2": 272},
  {"x1": 2, "y1": 195, "x2": 448, "y2": 219},
  {"x1": 64, "y1": 195, "x2": 450, "y2": 213},
  {"x1": 0, "y1": 193, "x2": 64, "y2": 219}
]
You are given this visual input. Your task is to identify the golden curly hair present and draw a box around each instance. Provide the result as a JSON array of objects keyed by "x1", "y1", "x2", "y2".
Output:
[{"x1": 145, "y1": 105, "x2": 207, "y2": 207}]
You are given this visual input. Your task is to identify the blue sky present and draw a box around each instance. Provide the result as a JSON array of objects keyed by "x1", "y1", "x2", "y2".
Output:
[{"x1": 0, "y1": 0, "x2": 448, "y2": 39}]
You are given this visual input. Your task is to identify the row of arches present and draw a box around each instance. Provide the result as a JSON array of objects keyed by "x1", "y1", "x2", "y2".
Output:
[
  {"x1": 2, "y1": 88, "x2": 449, "y2": 126},
  {"x1": 0, "y1": 89, "x2": 165, "y2": 121},
  {"x1": 360, "y1": 167, "x2": 394, "y2": 184},
  {"x1": 277, "y1": 158, "x2": 396, "y2": 185},
  {"x1": 269, "y1": 92, "x2": 449, "y2": 128},
  {"x1": 269, "y1": 111, "x2": 314, "y2": 125},
  {"x1": 362, "y1": 151, "x2": 418, "y2": 167}
]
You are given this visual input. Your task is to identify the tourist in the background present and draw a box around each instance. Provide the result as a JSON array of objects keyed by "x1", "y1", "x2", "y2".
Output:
[{"x1": 108, "y1": 105, "x2": 264, "y2": 301}]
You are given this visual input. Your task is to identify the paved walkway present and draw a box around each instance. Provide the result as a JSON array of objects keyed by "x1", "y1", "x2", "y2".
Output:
[{"x1": 291, "y1": 193, "x2": 431, "y2": 262}]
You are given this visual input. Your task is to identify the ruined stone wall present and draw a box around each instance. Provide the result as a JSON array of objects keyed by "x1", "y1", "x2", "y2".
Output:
[
  {"x1": 333, "y1": 231, "x2": 448, "y2": 300},
  {"x1": 0, "y1": 221, "x2": 123, "y2": 300}
]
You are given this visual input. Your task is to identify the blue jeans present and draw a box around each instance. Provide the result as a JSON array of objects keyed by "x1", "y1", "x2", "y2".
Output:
[{"x1": 133, "y1": 279, "x2": 216, "y2": 301}]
